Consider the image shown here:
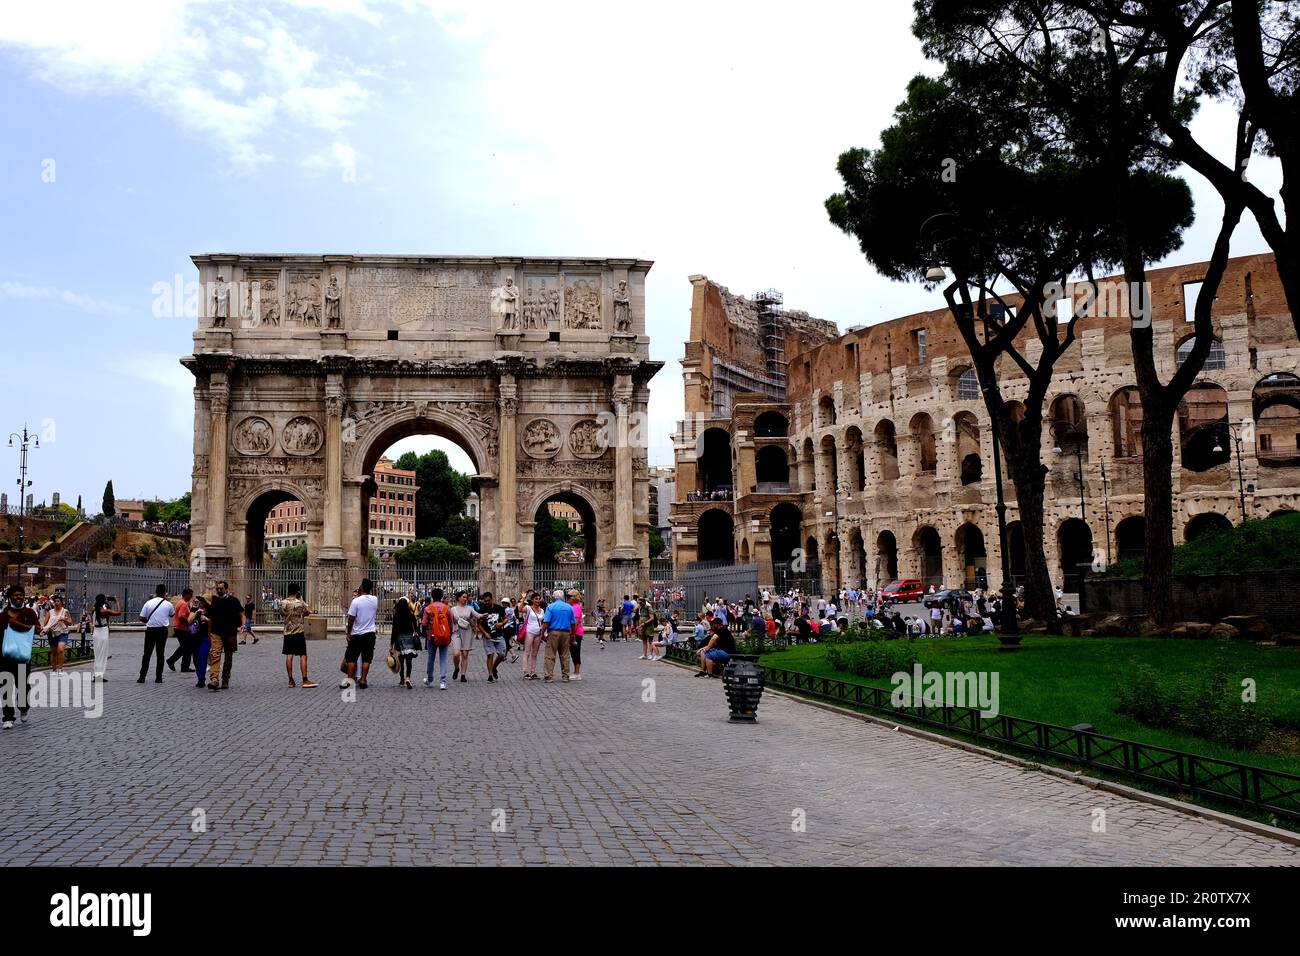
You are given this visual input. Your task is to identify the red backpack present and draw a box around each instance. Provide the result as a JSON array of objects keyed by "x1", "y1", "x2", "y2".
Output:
[{"x1": 426, "y1": 602, "x2": 452, "y2": 646}]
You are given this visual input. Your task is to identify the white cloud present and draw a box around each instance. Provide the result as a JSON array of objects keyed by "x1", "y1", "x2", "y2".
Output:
[
  {"x1": 0, "y1": 281, "x2": 134, "y2": 317},
  {"x1": 0, "y1": 0, "x2": 381, "y2": 171}
]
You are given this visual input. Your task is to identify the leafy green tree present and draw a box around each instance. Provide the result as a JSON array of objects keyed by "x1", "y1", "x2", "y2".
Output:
[
  {"x1": 388, "y1": 449, "x2": 472, "y2": 540},
  {"x1": 276, "y1": 544, "x2": 308, "y2": 567},
  {"x1": 159, "y1": 493, "x2": 191, "y2": 522},
  {"x1": 826, "y1": 56, "x2": 1192, "y2": 620},
  {"x1": 533, "y1": 512, "x2": 576, "y2": 564},
  {"x1": 439, "y1": 514, "x2": 480, "y2": 554},
  {"x1": 102, "y1": 480, "x2": 115, "y2": 518},
  {"x1": 142, "y1": 501, "x2": 161, "y2": 523},
  {"x1": 394, "y1": 536, "x2": 473, "y2": 564},
  {"x1": 648, "y1": 528, "x2": 666, "y2": 559},
  {"x1": 907, "y1": 1, "x2": 1245, "y2": 625}
]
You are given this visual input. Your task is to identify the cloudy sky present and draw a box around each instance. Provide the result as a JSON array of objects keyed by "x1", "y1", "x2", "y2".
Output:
[{"x1": 0, "y1": 0, "x2": 1282, "y2": 508}]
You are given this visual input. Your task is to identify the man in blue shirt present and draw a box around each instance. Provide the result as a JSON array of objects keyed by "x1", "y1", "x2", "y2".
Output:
[{"x1": 541, "y1": 589, "x2": 576, "y2": 683}]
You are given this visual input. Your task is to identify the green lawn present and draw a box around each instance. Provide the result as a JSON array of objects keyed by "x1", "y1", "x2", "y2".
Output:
[{"x1": 760, "y1": 635, "x2": 1300, "y2": 776}]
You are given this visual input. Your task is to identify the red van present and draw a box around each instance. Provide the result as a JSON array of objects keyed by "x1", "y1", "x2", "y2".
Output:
[{"x1": 881, "y1": 579, "x2": 924, "y2": 603}]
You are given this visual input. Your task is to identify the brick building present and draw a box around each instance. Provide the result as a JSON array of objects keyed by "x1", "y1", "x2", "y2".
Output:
[
  {"x1": 672, "y1": 253, "x2": 1300, "y2": 593},
  {"x1": 365, "y1": 456, "x2": 419, "y2": 556}
]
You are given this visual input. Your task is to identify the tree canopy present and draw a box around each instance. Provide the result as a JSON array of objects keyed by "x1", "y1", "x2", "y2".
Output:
[{"x1": 392, "y1": 449, "x2": 473, "y2": 541}]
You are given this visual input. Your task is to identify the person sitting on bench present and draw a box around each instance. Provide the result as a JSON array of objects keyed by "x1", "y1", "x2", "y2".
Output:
[{"x1": 695, "y1": 618, "x2": 736, "y2": 678}]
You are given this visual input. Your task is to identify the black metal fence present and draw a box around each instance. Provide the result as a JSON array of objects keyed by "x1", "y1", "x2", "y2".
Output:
[{"x1": 662, "y1": 647, "x2": 1300, "y2": 824}]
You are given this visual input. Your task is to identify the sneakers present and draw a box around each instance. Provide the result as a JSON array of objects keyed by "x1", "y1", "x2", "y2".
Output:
[
  {"x1": 561, "y1": 676, "x2": 570, "y2": 682},
  {"x1": 487, "y1": 674, "x2": 496, "y2": 683},
  {"x1": 423, "y1": 677, "x2": 431, "y2": 687},
  {"x1": 288, "y1": 678, "x2": 296, "y2": 688},
  {"x1": 302, "y1": 679, "x2": 318, "y2": 688},
  {"x1": 542, "y1": 677, "x2": 554, "y2": 683},
  {"x1": 460, "y1": 675, "x2": 467, "y2": 683},
  {"x1": 439, "y1": 680, "x2": 446, "y2": 690},
  {"x1": 404, "y1": 679, "x2": 413, "y2": 689},
  {"x1": 572, "y1": 673, "x2": 582, "y2": 681},
  {"x1": 1, "y1": 720, "x2": 11, "y2": 729},
  {"x1": 339, "y1": 678, "x2": 351, "y2": 689},
  {"x1": 19, "y1": 711, "x2": 29, "y2": 723},
  {"x1": 638, "y1": 655, "x2": 647, "y2": 660}
]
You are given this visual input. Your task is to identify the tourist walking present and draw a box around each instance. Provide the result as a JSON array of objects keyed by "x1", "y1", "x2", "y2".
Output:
[
  {"x1": 166, "y1": 588, "x2": 195, "y2": 672},
  {"x1": 342, "y1": 577, "x2": 379, "y2": 690},
  {"x1": 389, "y1": 595, "x2": 420, "y2": 689},
  {"x1": 189, "y1": 594, "x2": 211, "y2": 687},
  {"x1": 138, "y1": 585, "x2": 174, "y2": 684},
  {"x1": 280, "y1": 583, "x2": 316, "y2": 688},
  {"x1": 449, "y1": 590, "x2": 481, "y2": 683},
  {"x1": 240, "y1": 594, "x2": 258, "y2": 645},
  {"x1": 594, "y1": 599, "x2": 607, "y2": 649},
  {"x1": 540, "y1": 588, "x2": 576, "y2": 683},
  {"x1": 1, "y1": 585, "x2": 40, "y2": 729},
  {"x1": 475, "y1": 590, "x2": 509, "y2": 682},
  {"x1": 207, "y1": 580, "x2": 245, "y2": 691},
  {"x1": 521, "y1": 592, "x2": 545, "y2": 680},
  {"x1": 421, "y1": 587, "x2": 452, "y2": 689},
  {"x1": 89, "y1": 594, "x2": 121, "y2": 682},
  {"x1": 41, "y1": 594, "x2": 74, "y2": 675},
  {"x1": 568, "y1": 590, "x2": 584, "y2": 681}
]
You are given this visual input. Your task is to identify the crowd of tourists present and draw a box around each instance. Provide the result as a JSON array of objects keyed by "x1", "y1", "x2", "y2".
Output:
[{"x1": 1, "y1": 573, "x2": 1073, "y2": 728}]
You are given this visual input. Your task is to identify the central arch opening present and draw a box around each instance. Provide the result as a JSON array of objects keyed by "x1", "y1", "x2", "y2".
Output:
[
  {"x1": 363, "y1": 427, "x2": 481, "y2": 565},
  {"x1": 247, "y1": 489, "x2": 309, "y2": 567}
]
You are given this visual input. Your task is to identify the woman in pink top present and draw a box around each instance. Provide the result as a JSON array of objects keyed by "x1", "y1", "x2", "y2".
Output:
[{"x1": 568, "y1": 590, "x2": 585, "y2": 681}]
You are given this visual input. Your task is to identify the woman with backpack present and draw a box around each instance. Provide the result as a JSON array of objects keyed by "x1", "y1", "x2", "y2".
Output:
[
  {"x1": 389, "y1": 596, "x2": 421, "y2": 689},
  {"x1": 421, "y1": 587, "x2": 452, "y2": 690}
]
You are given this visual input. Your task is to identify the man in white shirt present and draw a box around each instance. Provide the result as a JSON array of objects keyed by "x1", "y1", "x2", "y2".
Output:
[
  {"x1": 138, "y1": 584, "x2": 174, "y2": 684},
  {"x1": 342, "y1": 577, "x2": 380, "y2": 689}
]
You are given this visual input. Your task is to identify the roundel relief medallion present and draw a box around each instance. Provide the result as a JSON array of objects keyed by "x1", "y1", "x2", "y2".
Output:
[
  {"x1": 281, "y1": 416, "x2": 324, "y2": 456},
  {"x1": 568, "y1": 418, "x2": 606, "y2": 459},
  {"x1": 232, "y1": 416, "x2": 274, "y2": 456},
  {"x1": 521, "y1": 418, "x2": 562, "y2": 459}
]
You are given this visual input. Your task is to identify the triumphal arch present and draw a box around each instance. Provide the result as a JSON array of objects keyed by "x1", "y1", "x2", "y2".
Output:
[{"x1": 183, "y1": 254, "x2": 659, "y2": 606}]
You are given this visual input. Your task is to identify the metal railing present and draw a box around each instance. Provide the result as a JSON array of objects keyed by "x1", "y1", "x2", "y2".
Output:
[{"x1": 661, "y1": 648, "x2": 1300, "y2": 824}]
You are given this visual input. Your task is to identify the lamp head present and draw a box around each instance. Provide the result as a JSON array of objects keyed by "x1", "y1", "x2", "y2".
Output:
[{"x1": 925, "y1": 265, "x2": 947, "y2": 283}]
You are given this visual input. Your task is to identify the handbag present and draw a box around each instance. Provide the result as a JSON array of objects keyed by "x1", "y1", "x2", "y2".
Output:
[
  {"x1": 2, "y1": 627, "x2": 33, "y2": 662},
  {"x1": 385, "y1": 649, "x2": 399, "y2": 673}
]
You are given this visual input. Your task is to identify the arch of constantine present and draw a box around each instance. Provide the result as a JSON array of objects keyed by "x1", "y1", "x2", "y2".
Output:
[{"x1": 183, "y1": 254, "x2": 659, "y2": 610}]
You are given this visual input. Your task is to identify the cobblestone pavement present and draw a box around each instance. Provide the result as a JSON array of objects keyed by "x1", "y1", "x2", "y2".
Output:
[{"x1": 1, "y1": 635, "x2": 1295, "y2": 866}]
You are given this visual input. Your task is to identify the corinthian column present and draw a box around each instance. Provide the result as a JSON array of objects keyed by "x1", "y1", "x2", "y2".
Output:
[
  {"x1": 611, "y1": 373, "x2": 637, "y2": 559},
  {"x1": 496, "y1": 374, "x2": 521, "y2": 560},
  {"x1": 319, "y1": 380, "x2": 346, "y2": 561},
  {"x1": 204, "y1": 377, "x2": 230, "y2": 559}
]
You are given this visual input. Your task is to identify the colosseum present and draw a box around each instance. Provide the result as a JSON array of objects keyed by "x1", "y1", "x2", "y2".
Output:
[{"x1": 670, "y1": 252, "x2": 1300, "y2": 595}]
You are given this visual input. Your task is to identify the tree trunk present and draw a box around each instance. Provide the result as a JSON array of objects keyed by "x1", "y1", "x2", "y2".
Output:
[
  {"x1": 1140, "y1": 399, "x2": 1177, "y2": 626},
  {"x1": 1008, "y1": 443, "x2": 1055, "y2": 622}
]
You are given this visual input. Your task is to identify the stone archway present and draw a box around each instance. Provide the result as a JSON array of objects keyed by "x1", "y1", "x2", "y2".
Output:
[{"x1": 184, "y1": 253, "x2": 659, "y2": 603}]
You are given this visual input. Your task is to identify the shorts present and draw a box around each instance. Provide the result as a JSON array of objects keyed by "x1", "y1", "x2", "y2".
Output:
[
  {"x1": 282, "y1": 632, "x2": 307, "y2": 657},
  {"x1": 243, "y1": 621, "x2": 254, "y2": 632},
  {"x1": 50, "y1": 633, "x2": 68, "y2": 645},
  {"x1": 483, "y1": 636, "x2": 507, "y2": 656},
  {"x1": 345, "y1": 632, "x2": 377, "y2": 664},
  {"x1": 452, "y1": 632, "x2": 475, "y2": 654},
  {"x1": 704, "y1": 649, "x2": 730, "y2": 665}
]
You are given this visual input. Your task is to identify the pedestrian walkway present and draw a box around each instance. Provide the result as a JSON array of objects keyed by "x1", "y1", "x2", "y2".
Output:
[{"x1": 0, "y1": 638, "x2": 1294, "y2": 865}]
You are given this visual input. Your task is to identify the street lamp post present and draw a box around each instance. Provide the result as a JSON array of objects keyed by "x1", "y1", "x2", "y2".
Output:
[
  {"x1": 1213, "y1": 424, "x2": 1250, "y2": 523},
  {"x1": 7, "y1": 425, "x2": 39, "y2": 585},
  {"x1": 1099, "y1": 458, "x2": 1113, "y2": 569}
]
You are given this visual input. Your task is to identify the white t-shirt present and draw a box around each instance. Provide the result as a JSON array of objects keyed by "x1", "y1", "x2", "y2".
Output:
[
  {"x1": 141, "y1": 597, "x2": 174, "y2": 628},
  {"x1": 348, "y1": 594, "x2": 379, "y2": 634}
]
